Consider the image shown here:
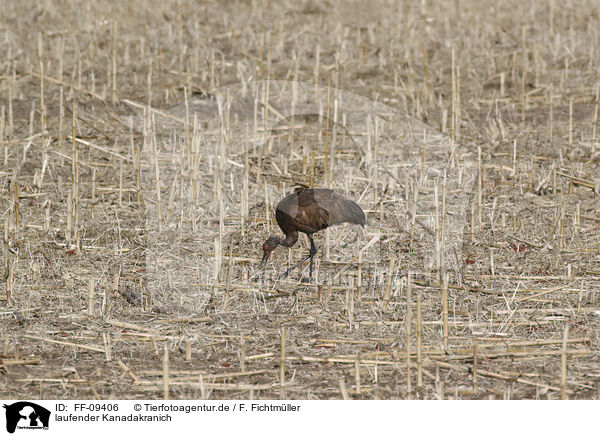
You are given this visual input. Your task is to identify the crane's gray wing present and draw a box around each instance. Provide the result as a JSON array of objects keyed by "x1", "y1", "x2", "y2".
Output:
[{"x1": 312, "y1": 189, "x2": 366, "y2": 227}]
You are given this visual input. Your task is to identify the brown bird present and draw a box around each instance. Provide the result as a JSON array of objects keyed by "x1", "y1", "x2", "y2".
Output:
[{"x1": 261, "y1": 187, "x2": 366, "y2": 279}]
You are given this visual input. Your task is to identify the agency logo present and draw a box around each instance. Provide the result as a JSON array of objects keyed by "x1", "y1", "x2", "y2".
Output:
[{"x1": 3, "y1": 402, "x2": 50, "y2": 434}]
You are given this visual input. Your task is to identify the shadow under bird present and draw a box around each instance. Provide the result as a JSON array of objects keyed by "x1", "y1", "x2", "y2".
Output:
[{"x1": 261, "y1": 186, "x2": 366, "y2": 279}]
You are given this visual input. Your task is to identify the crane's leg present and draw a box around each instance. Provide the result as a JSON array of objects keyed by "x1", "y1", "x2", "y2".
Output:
[
  {"x1": 281, "y1": 236, "x2": 317, "y2": 280},
  {"x1": 282, "y1": 254, "x2": 310, "y2": 278},
  {"x1": 308, "y1": 237, "x2": 317, "y2": 279}
]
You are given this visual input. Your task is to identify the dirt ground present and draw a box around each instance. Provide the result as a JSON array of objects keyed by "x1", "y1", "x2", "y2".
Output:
[{"x1": 1, "y1": 0, "x2": 599, "y2": 400}]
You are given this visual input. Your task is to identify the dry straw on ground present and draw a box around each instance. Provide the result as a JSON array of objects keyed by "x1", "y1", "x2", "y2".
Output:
[{"x1": 1, "y1": 0, "x2": 599, "y2": 399}]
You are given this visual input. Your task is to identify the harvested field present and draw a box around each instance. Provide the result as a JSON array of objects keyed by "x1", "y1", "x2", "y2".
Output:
[{"x1": 1, "y1": 0, "x2": 599, "y2": 400}]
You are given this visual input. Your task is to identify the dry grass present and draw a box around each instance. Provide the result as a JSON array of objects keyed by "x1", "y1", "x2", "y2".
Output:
[{"x1": 1, "y1": 0, "x2": 599, "y2": 400}]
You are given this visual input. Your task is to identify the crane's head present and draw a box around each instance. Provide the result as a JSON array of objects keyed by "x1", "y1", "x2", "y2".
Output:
[{"x1": 260, "y1": 236, "x2": 281, "y2": 266}]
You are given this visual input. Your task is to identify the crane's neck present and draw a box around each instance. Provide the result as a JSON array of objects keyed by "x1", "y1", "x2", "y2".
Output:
[{"x1": 279, "y1": 231, "x2": 298, "y2": 248}]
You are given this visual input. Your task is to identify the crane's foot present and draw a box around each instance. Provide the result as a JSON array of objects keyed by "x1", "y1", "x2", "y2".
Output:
[
  {"x1": 280, "y1": 254, "x2": 311, "y2": 280},
  {"x1": 279, "y1": 270, "x2": 299, "y2": 281}
]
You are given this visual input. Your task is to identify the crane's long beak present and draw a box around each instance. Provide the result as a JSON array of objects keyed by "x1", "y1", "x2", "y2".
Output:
[{"x1": 260, "y1": 252, "x2": 269, "y2": 267}]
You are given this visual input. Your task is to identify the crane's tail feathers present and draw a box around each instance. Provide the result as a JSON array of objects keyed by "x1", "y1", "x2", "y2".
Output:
[{"x1": 343, "y1": 199, "x2": 366, "y2": 226}]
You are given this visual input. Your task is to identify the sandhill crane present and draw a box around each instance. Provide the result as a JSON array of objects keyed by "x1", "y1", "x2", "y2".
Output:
[{"x1": 261, "y1": 187, "x2": 366, "y2": 279}]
